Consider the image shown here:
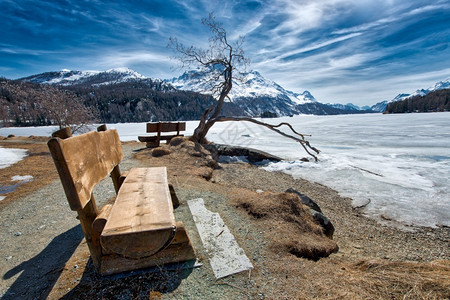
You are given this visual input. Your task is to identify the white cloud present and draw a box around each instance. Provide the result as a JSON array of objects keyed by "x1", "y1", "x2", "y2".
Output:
[{"x1": 97, "y1": 51, "x2": 172, "y2": 67}]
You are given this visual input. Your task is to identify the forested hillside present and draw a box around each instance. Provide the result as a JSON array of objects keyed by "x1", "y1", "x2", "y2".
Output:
[
  {"x1": 0, "y1": 78, "x2": 245, "y2": 128},
  {"x1": 0, "y1": 78, "x2": 94, "y2": 129},
  {"x1": 384, "y1": 89, "x2": 450, "y2": 113}
]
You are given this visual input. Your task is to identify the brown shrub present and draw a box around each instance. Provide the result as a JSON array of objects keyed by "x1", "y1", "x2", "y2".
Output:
[
  {"x1": 235, "y1": 191, "x2": 338, "y2": 260},
  {"x1": 151, "y1": 147, "x2": 171, "y2": 157}
]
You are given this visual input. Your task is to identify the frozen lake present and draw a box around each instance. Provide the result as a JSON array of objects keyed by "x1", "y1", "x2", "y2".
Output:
[{"x1": 1, "y1": 112, "x2": 449, "y2": 228}]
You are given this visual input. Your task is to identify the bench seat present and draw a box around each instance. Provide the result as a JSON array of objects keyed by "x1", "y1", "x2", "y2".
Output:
[
  {"x1": 101, "y1": 167, "x2": 176, "y2": 258},
  {"x1": 138, "y1": 134, "x2": 182, "y2": 143}
]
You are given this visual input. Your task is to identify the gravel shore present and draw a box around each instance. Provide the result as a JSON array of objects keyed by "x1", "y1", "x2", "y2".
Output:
[{"x1": 0, "y1": 138, "x2": 448, "y2": 299}]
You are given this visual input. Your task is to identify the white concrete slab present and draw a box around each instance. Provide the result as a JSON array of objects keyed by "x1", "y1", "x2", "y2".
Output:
[{"x1": 187, "y1": 198, "x2": 253, "y2": 279}]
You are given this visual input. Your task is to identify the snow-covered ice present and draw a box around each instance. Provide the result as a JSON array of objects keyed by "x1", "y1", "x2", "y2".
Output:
[
  {"x1": 1, "y1": 112, "x2": 449, "y2": 228},
  {"x1": 205, "y1": 112, "x2": 450, "y2": 228}
]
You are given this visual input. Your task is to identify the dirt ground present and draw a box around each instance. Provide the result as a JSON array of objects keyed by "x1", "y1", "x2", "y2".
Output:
[{"x1": 0, "y1": 136, "x2": 449, "y2": 299}]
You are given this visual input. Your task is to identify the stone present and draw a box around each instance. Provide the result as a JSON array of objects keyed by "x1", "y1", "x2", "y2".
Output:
[
  {"x1": 310, "y1": 209, "x2": 335, "y2": 239},
  {"x1": 285, "y1": 188, "x2": 322, "y2": 213}
]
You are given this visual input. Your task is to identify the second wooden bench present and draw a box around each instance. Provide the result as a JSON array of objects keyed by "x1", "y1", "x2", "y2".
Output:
[{"x1": 138, "y1": 121, "x2": 186, "y2": 147}]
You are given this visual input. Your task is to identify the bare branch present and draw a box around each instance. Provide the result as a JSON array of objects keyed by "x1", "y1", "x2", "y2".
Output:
[{"x1": 212, "y1": 117, "x2": 320, "y2": 161}]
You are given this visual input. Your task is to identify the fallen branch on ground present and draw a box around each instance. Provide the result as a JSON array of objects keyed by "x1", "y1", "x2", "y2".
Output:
[{"x1": 213, "y1": 117, "x2": 320, "y2": 161}]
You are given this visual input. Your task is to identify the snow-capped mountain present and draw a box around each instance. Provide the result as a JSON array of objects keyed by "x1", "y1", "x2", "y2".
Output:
[
  {"x1": 20, "y1": 67, "x2": 174, "y2": 91},
  {"x1": 19, "y1": 67, "x2": 370, "y2": 117},
  {"x1": 371, "y1": 78, "x2": 450, "y2": 112},
  {"x1": 166, "y1": 69, "x2": 317, "y2": 116},
  {"x1": 326, "y1": 103, "x2": 373, "y2": 111}
]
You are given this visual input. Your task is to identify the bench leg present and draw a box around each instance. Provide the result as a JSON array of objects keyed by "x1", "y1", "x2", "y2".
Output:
[
  {"x1": 77, "y1": 197, "x2": 102, "y2": 272},
  {"x1": 168, "y1": 184, "x2": 180, "y2": 208}
]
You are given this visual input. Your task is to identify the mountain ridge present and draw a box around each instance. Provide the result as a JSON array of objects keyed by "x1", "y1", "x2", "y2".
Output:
[
  {"x1": 21, "y1": 68, "x2": 370, "y2": 117},
  {"x1": 166, "y1": 69, "x2": 373, "y2": 116},
  {"x1": 371, "y1": 78, "x2": 450, "y2": 112}
]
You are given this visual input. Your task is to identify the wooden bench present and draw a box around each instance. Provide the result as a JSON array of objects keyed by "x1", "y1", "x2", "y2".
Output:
[
  {"x1": 138, "y1": 122, "x2": 186, "y2": 147},
  {"x1": 48, "y1": 125, "x2": 195, "y2": 275}
]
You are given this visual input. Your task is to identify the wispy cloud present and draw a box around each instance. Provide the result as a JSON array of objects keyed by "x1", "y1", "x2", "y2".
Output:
[{"x1": 0, "y1": 0, "x2": 449, "y2": 105}]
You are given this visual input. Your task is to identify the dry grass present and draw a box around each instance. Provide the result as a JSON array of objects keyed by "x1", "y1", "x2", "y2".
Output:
[
  {"x1": 0, "y1": 136, "x2": 58, "y2": 206},
  {"x1": 234, "y1": 190, "x2": 338, "y2": 260},
  {"x1": 339, "y1": 259, "x2": 450, "y2": 299}
]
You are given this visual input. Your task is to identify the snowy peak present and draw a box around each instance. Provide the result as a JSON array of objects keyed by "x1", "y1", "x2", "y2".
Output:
[
  {"x1": 168, "y1": 69, "x2": 315, "y2": 105},
  {"x1": 20, "y1": 68, "x2": 151, "y2": 87},
  {"x1": 231, "y1": 70, "x2": 314, "y2": 105},
  {"x1": 166, "y1": 69, "x2": 318, "y2": 116},
  {"x1": 295, "y1": 90, "x2": 316, "y2": 103},
  {"x1": 429, "y1": 78, "x2": 450, "y2": 91},
  {"x1": 103, "y1": 67, "x2": 147, "y2": 80}
]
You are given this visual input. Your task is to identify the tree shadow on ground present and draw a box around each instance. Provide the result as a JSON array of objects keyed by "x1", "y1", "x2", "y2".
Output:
[
  {"x1": 2, "y1": 225, "x2": 84, "y2": 300},
  {"x1": 60, "y1": 259, "x2": 197, "y2": 299}
]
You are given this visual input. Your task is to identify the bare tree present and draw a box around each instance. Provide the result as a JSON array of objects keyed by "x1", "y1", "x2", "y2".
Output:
[
  {"x1": 169, "y1": 14, "x2": 320, "y2": 160},
  {"x1": 38, "y1": 86, "x2": 94, "y2": 133}
]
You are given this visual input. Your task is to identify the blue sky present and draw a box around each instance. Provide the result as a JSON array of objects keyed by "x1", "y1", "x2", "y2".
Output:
[{"x1": 1, "y1": 0, "x2": 449, "y2": 106}]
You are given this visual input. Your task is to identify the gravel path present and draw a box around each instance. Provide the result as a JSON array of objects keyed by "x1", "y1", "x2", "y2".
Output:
[{"x1": 0, "y1": 144, "x2": 142, "y2": 299}]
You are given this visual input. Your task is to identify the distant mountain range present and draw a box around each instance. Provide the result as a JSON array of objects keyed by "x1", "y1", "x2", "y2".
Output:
[
  {"x1": 371, "y1": 78, "x2": 450, "y2": 112},
  {"x1": 13, "y1": 68, "x2": 449, "y2": 119},
  {"x1": 166, "y1": 69, "x2": 376, "y2": 116},
  {"x1": 20, "y1": 67, "x2": 174, "y2": 91},
  {"x1": 168, "y1": 69, "x2": 449, "y2": 114},
  {"x1": 20, "y1": 68, "x2": 374, "y2": 118},
  {"x1": 384, "y1": 88, "x2": 450, "y2": 113},
  {"x1": 11, "y1": 68, "x2": 244, "y2": 124}
]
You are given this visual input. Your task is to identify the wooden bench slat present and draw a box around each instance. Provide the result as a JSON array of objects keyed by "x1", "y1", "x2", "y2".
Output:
[
  {"x1": 48, "y1": 130, "x2": 124, "y2": 211},
  {"x1": 101, "y1": 167, "x2": 176, "y2": 258},
  {"x1": 147, "y1": 122, "x2": 186, "y2": 133}
]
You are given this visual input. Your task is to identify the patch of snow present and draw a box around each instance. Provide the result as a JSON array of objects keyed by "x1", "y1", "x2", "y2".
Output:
[
  {"x1": 0, "y1": 147, "x2": 28, "y2": 169},
  {"x1": 0, "y1": 196, "x2": 5, "y2": 201},
  {"x1": 11, "y1": 175, "x2": 33, "y2": 182},
  {"x1": 47, "y1": 70, "x2": 101, "y2": 84},
  {"x1": 106, "y1": 67, "x2": 146, "y2": 79}
]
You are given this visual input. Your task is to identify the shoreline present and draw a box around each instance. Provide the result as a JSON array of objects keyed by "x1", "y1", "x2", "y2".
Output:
[{"x1": 0, "y1": 136, "x2": 449, "y2": 299}]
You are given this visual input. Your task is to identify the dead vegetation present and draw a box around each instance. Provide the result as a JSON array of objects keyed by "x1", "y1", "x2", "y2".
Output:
[
  {"x1": 234, "y1": 190, "x2": 338, "y2": 261},
  {"x1": 341, "y1": 259, "x2": 450, "y2": 299}
]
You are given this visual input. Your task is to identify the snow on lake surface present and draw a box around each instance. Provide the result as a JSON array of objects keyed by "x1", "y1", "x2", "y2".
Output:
[{"x1": 1, "y1": 112, "x2": 449, "y2": 228}]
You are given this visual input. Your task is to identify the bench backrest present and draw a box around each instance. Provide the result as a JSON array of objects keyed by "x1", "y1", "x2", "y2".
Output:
[
  {"x1": 147, "y1": 122, "x2": 186, "y2": 133},
  {"x1": 48, "y1": 129, "x2": 124, "y2": 211}
]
